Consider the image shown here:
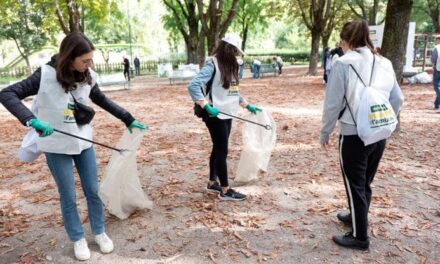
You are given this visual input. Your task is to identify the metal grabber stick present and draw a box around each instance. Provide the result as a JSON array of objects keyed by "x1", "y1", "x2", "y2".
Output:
[{"x1": 218, "y1": 111, "x2": 272, "y2": 130}]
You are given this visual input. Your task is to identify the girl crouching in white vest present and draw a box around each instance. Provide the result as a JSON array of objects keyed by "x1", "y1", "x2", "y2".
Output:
[
  {"x1": 0, "y1": 32, "x2": 146, "y2": 260},
  {"x1": 320, "y1": 20, "x2": 404, "y2": 250},
  {"x1": 188, "y1": 33, "x2": 261, "y2": 201}
]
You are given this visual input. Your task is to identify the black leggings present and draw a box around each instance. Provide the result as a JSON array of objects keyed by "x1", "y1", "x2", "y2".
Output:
[
  {"x1": 339, "y1": 135, "x2": 386, "y2": 240},
  {"x1": 205, "y1": 117, "x2": 232, "y2": 187}
]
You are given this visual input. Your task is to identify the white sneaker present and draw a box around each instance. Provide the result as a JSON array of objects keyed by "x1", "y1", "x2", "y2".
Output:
[
  {"x1": 74, "y1": 238, "x2": 91, "y2": 261},
  {"x1": 436, "y1": 108, "x2": 440, "y2": 113},
  {"x1": 95, "y1": 233, "x2": 114, "y2": 253}
]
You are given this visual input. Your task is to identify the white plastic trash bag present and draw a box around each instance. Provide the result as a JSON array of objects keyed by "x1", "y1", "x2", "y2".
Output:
[
  {"x1": 18, "y1": 97, "x2": 42, "y2": 162},
  {"x1": 235, "y1": 110, "x2": 277, "y2": 183},
  {"x1": 18, "y1": 129, "x2": 41, "y2": 162},
  {"x1": 99, "y1": 129, "x2": 152, "y2": 219}
]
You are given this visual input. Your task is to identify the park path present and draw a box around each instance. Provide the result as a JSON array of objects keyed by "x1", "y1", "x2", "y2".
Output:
[{"x1": 0, "y1": 67, "x2": 439, "y2": 263}]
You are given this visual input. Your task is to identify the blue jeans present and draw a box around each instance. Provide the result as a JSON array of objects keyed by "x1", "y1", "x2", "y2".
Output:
[
  {"x1": 45, "y1": 147, "x2": 105, "y2": 241},
  {"x1": 433, "y1": 70, "x2": 440, "y2": 109},
  {"x1": 238, "y1": 65, "x2": 244, "y2": 79}
]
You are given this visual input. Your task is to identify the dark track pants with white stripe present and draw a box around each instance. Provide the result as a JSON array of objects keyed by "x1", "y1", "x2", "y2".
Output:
[{"x1": 339, "y1": 135, "x2": 386, "y2": 240}]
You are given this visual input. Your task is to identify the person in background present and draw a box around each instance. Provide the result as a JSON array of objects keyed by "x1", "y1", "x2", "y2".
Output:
[
  {"x1": 431, "y1": 36, "x2": 440, "y2": 113},
  {"x1": 187, "y1": 33, "x2": 262, "y2": 201},
  {"x1": 323, "y1": 47, "x2": 331, "y2": 83},
  {"x1": 273, "y1": 56, "x2": 284, "y2": 75},
  {"x1": 330, "y1": 42, "x2": 344, "y2": 62},
  {"x1": 134, "y1": 56, "x2": 140, "y2": 76},
  {"x1": 237, "y1": 56, "x2": 244, "y2": 79},
  {"x1": 252, "y1": 58, "x2": 261, "y2": 79},
  {"x1": 123, "y1": 56, "x2": 130, "y2": 81},
  {"x1": 320, "y1": 20, "x2": 404, "y2": 250},
  {"x1": 0, "y1": 32, "x2": 146, "y2": 261}
]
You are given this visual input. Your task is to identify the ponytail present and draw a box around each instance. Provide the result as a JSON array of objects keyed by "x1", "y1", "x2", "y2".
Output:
[{"x1": 340, "y1": 20, "x2": 376, "y2": 53}]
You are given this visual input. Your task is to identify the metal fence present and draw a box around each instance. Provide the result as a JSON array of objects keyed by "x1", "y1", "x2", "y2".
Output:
[{"x1": 0, "y1": 59, "x2": 188, "y2": 79}]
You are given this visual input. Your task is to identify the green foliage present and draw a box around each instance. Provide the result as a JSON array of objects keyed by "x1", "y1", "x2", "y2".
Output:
[
  {"x1": 411, "y1": 0, "x2": 436, "y2": 33},
  {"x1": 85, "y1": 2, "x2": 129, "y2": 44},
  {"x1": 231, "y1": 0, "x2": 270, "y2": 50},
  {"x1": 245, "y1": 49, "x2": 310, "y2": 64},
  {"x1": 0, "y1": 0, "x2": 55, "y2": 68}
]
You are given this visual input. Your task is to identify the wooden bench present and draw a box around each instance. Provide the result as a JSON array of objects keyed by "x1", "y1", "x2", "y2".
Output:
[
  {"x1": 98, "y1": 73, "x2": 130, "y2": 89},
  {"x1": 168, "y1": 69, "x2": 198, "y2": 85},
  {"x1": 252, "y1": 64, "x2": 277, "y2": 77}
]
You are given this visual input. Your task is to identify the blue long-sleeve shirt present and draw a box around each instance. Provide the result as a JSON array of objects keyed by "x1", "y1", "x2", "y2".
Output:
[
  {"x1": 187, "y1": 60, "x2": 245, "y2": 105},
  {"x1": 187, "y1": 61, "x2": 216, "y2": 101}
]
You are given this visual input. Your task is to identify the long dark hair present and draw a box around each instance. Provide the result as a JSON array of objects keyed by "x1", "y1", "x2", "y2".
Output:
[
  {"x1": 56, "y1": 32, "x2": 95, "y2": 92},
  {"x1": 340, "y1": 20, "x2": 376, "y2": 54},
  {"x1": 212, "y1": 41, "x2": 239, "y2": 89}
]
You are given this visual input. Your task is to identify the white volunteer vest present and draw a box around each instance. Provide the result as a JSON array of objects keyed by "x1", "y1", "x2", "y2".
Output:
[
  {"x1": 36, "y1": 65, "x2": 97, "y2": 154},
  {"x1": 210, "y1": 57, "x2": 240, "y2": 119}
]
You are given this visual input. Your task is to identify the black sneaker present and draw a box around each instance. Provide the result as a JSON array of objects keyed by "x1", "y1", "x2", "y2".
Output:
[
  {"x1": 333, "y1": 232, "x2": 369, "y2": 250},
  {"x1": 218, "y1": 188, "x2": 246, "y2": 201},
  {"x1": 206, "y1": 182, "x2": 222, "y2": 193},
  {"x1": 337, "y1": 211, "x2": 352, "y2": 225}
]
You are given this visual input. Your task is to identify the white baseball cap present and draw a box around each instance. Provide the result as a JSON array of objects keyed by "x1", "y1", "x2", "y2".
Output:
[{"x1": 222, "y1": 33, "x2": 245, "y2": 55}]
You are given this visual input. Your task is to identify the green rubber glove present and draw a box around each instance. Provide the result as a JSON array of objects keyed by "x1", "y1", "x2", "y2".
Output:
[
  {"x1": 128, "y1": 120, "x2": 147, "y2": 133},
  {"x1": 30, "y1": 119, "x2": 54, "y2": 137},
  {"x1": 204, "y1": 104, "x2": 219, "y2": 117},
  {"x1": 246, "y1": 104, "x2": 262, "y2": 115}
]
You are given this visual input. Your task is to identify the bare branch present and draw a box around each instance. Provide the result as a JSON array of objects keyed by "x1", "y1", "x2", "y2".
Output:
[
  {"x1": 297, "y1": 0, "x2": 312, "y2": 29},
  {"x1": 55, "y1": 0, "x2": 69, "y2": 34}
]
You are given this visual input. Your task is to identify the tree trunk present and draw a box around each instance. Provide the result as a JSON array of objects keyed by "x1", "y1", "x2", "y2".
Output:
[
  {"x1": 242, "y1": 24, "x2": 249, "y2": 51},
  {"x1": 187, "y1": 30, "x2": 200, "y2": 64},
  {"x1": 308, "y1": 30, "x2": 321, "y2": 76},
  {"x1": 206, "y1": 31, "x2": 219, "y2": 55},
  {"x1": 187, "y1": 42, "x2": 199, "y2": 65},
  {"x1": 24, "y1": 55, "x2": 31, "y2": 74},
  {"x1": 197, "y1": 34, "x2": 206, "y2": 66},
  {"x1": 430, "y1": 9, "x2": 440, "y2": 33},
  {"x1": 322, "y1": 33, "x2": 330, "y2": 50},
  {"x1": 381, "y1": 0, "x2": 413, "y2": 82},
  {"x1": 197, "y1": 0, "x2": 239, "y2": 55}
]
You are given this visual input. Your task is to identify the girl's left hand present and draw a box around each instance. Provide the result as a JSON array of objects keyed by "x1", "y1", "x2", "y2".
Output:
[
  {"x1": 246, "y1": 104, "x2": 262, "y2": 114},
  {"x1": 128, "y1": 120, "x2": 148, "y2": 133}
]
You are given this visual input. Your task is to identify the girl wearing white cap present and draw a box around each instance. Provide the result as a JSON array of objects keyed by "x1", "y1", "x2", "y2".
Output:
[{"x1": 188, "y1": 33, "x2": 261, "y2": 201}]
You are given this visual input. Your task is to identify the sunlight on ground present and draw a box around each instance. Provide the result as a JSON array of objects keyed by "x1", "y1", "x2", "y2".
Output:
[{"x1": 264, "y1": 106, "x2": 322, "y2": 117}]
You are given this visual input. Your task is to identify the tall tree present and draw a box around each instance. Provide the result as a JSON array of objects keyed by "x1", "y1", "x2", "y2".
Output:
[
  {"x1": 0, "y1": 0, "x2": 55, "y2": 71},
  {"x1": 84, "y1": 2, "x2": 128, "y2": 65},
  {"x1": 320, "y1": 0, "x2": 349, "y2": 50},
  {"x1": 197, "y1": 0, "x2": 239, "y2": 59},
  {"x1": 55, "y1": 0, "x2": 82, "y2": 33},
  {"x1": 420, "y1": 0, "x2": 440, "y2": 33},
  {"x1": 381, "y1": 0, "x2": 414, "y2": 82},
  {"x1": 232, "y1": 0, "x2": 269, "y2": 52},
  {"x1": 53, "y1": 0, "x2": 118, "y2": 35},
  {"x1": 163, "y1": 0, "x2": 201, "y2": 64},
  {"x1": 347, "y1": 0, "x2": 387, "y2": 25},
  {"x1": 295, "y1": 0, "x2": 332, "y2": 75},
  {"x1": 163, "y1": 0, "x2": 239, "y2": 65}
]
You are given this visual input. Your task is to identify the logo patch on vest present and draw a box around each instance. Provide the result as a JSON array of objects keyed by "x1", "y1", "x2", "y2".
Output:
[
  {"x1": 64, "y1": 103, "x2": 76, "y2": 123},
  {"x1": 228, "y1": 82, "x2": 240, "y2": 96}
]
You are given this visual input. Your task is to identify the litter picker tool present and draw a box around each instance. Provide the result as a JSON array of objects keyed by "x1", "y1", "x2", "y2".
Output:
[
  {"x1": 37, "y1": 128, "x2": 130, "y2": 154},
  {"x1": 218, "y1": 111, "x2": 272, "y2": 130}
]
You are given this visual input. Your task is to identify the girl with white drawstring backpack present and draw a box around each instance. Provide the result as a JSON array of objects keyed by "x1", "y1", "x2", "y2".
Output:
[{"x1": 320, "y1": 20, "x2": 404, "y2": 251}]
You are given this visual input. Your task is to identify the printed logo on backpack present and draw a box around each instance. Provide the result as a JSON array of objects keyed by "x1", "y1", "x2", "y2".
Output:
[{"x1": 345, "y1": 55, "x2": 397, "y2": 146}]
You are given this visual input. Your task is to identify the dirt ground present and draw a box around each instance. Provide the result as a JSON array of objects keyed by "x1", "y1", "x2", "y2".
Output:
[{"x1": 0, "y1": 67, "x2": 439, "y2": 264}]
